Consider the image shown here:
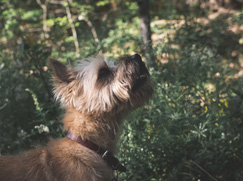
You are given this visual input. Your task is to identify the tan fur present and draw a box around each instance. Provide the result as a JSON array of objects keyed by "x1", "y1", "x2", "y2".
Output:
[{"x1": 0, "y1": 54, "x2": 153, "y2": 181}]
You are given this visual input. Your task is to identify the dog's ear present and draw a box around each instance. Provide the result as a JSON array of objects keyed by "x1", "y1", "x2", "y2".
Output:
[{"x1": 49, "y1": 59, "x2": 73, "y2": 83}]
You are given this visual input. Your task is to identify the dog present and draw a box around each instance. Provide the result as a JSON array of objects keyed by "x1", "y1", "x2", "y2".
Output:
[{"x1": 0, "y1": 54, "x2": 153, "y2": 181}]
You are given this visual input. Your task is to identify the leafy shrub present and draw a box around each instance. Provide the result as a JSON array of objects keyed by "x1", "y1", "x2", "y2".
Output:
[
  {"x1": 118, "y1": 51, "x2": 242, "y2": 180},
  {"x1": 0, "y1": 41, "x2": 63, "y2": 154},
  {"x1": 117, "y1": 19, "x2": 243, "y2": 180}
]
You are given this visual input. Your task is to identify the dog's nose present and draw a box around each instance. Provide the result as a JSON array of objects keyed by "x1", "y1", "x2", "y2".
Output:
[
  {"x1": 131, "y1": 54, "x2": 142, "y2": 61},
  {"x1": 130, "y1": 54, "x2": 148, "y2": 74}
]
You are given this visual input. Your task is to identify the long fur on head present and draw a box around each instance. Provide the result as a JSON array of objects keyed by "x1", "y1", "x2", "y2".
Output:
[{"x1": 50, "y1": 56, "x2": 153, "y2": 117}]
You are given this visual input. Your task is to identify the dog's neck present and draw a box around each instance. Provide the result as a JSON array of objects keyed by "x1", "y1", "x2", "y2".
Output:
[
  {"x1": 62, "y1": 108, "x2": 124, "y2": 152},
  {"x1": 66, "y1": 131, "x2": 127, "y2": 172}
]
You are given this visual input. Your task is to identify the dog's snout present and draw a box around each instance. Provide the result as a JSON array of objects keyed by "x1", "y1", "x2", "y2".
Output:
[
  {"x1": 130, "y1": 54, "x2": 148, "y2": 75},
  {"x1": 131, "y1": 54, "x2": 142, "y2": 61}
]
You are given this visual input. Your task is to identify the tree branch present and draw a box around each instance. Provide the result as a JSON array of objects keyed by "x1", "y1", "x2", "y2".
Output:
[
  {"x1": 82, "y1": 16, "x2": 101, "y2": 50},
  {"x1": 65, "y1": 0, "x2": 80, "y2": 53},
  {"x1": 49, "y1": 0, "x2": 80, "y2": 53},
  {"x1": 36, "y1": 0, "x2": 49, "y2": 39}
]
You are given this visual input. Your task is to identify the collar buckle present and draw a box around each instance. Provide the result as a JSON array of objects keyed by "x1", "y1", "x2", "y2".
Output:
[{"x1": 102, "y1": 150, "x2": 126, "y2": 172}]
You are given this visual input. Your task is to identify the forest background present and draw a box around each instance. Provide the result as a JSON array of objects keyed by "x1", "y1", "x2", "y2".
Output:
[{"x1": 0, "y1": 0, "x2": 242, "y2": 180}]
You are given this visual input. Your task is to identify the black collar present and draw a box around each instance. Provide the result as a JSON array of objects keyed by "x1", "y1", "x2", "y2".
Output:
[{"x1": 67, "y1": 132, "x2": 126, "y2": 172}]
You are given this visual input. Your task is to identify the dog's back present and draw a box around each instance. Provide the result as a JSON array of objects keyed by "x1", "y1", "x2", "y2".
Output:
[
  {"x1": 0, "y1": 138, "x2": 113, "y2": 181},
  {"x1": 0, "y1": 147, "x2": 52, "y2": 181}
]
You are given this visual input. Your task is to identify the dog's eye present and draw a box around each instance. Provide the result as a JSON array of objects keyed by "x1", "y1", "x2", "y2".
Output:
[{"x1": 98, "y1": 68, "x2": 110, "y2": 78}]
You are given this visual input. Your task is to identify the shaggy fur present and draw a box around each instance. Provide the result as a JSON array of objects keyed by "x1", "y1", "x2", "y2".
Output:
[{"x1": 0, "y1": 54, "x2": 153, "y2": 181}]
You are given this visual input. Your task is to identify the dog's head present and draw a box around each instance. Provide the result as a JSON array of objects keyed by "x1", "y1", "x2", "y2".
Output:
[{"x1": 50, "y1": 54, "x2": 153, "y2": 116}]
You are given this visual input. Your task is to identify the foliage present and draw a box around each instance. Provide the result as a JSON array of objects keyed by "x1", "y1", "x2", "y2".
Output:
[
  {"x1": 0, "y1": 0, "x2": 242, "y2": 180},
  {"x1": 118, "y1": 7, "x2": 243, "y2": 180},
  {"x1": 119, "y1": 50, "x2": 243, "y2": 180},
  {"x1": 0, "y1": 41, "x2": 64, "y2": 154}
]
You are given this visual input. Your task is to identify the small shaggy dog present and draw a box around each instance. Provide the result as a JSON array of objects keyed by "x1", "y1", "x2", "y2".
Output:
[{"x1": 0, "y1": 54, "x2": 153, "y2": 181}]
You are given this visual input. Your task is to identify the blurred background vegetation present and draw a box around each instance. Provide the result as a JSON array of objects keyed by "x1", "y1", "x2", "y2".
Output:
[{"x1": 0, "y1": 0, "x2": 242, "y2": 180}]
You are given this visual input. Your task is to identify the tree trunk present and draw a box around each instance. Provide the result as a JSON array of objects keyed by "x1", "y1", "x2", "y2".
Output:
[
  {"x1": 138, "y1": 0, "x2": 151, "y2": 46},
  {"x1": 137, "y1": 0, "x2": 155, "y2": 66}
]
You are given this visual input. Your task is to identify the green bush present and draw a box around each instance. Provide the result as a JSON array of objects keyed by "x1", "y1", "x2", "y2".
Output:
[
  {"x1": 117, "y1": 19, "x2": 243, "y2": 180},
  {"x1": 0, "y1": 41, "x2": 63, "y2": 154}
]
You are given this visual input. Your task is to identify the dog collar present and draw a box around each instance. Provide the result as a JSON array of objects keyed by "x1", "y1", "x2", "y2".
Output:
[{"x1": 66, "y1": 132, "x2": 126, "y2": 172}]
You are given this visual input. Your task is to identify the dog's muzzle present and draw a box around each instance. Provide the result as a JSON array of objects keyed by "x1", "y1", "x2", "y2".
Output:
[{"x1": 130, "y1": 54, "x2": 149, "y2": 90}]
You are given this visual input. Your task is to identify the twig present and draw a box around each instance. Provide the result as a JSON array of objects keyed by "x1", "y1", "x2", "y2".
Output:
[
  {"x1": 49, "y1": 0, "x2": 80, "y2": 53},
  {"x1": 65, "y1": 0, "x2": 80, "y2": 53},
  {"x1": 190, "y1": 160, "x2": 218, "y2": 181},
  {"x1": 82, "y1": 16, "x2": 101, "y2": 51},
  {"x1": 36, "y1": 0, "x2": 49, "y2": 39},
  {"x1": 49, "y1": 0, "x2": 63, "y2": 4}
]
